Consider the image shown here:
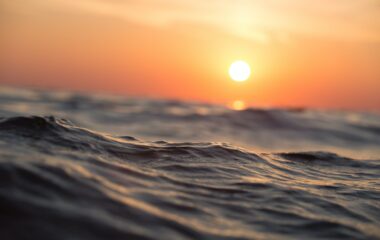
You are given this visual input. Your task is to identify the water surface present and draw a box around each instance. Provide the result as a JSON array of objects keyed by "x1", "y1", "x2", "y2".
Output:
[{"x1": 0, "y1": 87, "x2": 379, "y2": 240}]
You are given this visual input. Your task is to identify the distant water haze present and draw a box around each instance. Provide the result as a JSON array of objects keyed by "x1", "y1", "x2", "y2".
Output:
[{"x1": 1, "y1": 86, "x2": 379, "y2": 159}]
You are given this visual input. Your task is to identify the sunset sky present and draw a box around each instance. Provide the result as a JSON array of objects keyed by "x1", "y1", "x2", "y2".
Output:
[{"x1": 1, "y1": 0, "x2": 379, "y2": 110}]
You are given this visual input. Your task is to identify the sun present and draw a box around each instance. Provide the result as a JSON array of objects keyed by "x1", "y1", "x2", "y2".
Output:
[{"x1": 229, "y1": 60, "x2": 251, "y2": 82}]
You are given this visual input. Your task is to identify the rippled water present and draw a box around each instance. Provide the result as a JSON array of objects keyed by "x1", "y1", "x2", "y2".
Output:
[{"x1": 0, "y1": 86, "x2": 379, "y2": 240}]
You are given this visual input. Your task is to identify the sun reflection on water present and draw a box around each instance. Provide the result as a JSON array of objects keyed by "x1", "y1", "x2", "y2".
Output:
[{"x1": 229, "y1": 100, "x2": 247, "y2": 111}]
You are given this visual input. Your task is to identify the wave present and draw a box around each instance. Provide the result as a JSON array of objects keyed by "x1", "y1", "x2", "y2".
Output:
[
  {"x1": 0, "y1": 116, "x2": 379, "y2": 239},
  {"x1": 1, "y1": 86, "x2": 380, "y2": 160}
]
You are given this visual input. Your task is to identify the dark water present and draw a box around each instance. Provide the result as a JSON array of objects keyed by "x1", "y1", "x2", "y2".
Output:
[{"x1": 0, "y1": 87, "x2": 379, "y2": 240}]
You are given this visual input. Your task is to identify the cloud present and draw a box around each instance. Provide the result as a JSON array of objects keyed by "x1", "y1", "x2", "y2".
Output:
[{"x1": 4, "y1": 0, "x2": 380, "y2": 43}]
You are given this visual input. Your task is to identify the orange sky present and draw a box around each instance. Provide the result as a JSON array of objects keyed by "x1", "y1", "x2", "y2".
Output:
[{"x1": 1, "y1": 0, "x2": 379, "y2": 110}]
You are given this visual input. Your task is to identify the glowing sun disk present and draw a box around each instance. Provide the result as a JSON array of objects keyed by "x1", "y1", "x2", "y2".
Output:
[{"x1": 229, "y1": 61, "x2": 251, "y2": 82}]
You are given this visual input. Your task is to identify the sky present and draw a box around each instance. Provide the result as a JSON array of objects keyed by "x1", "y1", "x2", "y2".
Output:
[{"x1": 1, "y1": 0, "x2": 379, "y2": 110}]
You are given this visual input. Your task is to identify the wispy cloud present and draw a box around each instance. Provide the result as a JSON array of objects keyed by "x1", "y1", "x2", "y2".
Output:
[{"x1": 4, "y1": 0, "x2": 380, "y2": 43}]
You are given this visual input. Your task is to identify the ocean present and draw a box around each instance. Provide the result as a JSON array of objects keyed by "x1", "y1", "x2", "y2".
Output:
[{"x1": 0, "y1": 86, "x2": 379, "y2": 240}]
